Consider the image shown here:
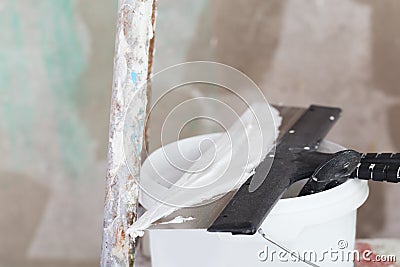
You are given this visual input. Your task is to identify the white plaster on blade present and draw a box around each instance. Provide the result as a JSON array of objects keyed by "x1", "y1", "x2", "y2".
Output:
[
  {"x1": 158, "y1": 216, "x2": 196, "y2": 225},
  {"x1": 127, "y1": 105, "x2": 282, "y2": 237}
]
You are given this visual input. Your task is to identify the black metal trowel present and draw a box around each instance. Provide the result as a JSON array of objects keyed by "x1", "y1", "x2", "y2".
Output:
[
  {"x1": 208, "y1": 105, "x2": 400, "y2": 235},
  {"x1": 145, "y1": 104, "x2": 400, "y2": 234}
]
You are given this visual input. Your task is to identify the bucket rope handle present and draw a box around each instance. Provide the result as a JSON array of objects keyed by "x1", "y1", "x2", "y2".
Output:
[{"x1": 257, "y1": 228, "x2": 320, "y2": 267}]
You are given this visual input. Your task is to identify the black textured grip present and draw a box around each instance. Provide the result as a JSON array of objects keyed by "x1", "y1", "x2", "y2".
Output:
[
  {"x1": 387, "y1": 165, "x2": 400, "y2": 183},
  {"x1": 352, "y1": 153, "x2": 400, "y2": 183},
  {"x1": 360, "y1": 153, "x2": 400, "y2": 164},
  {"x1": 372, "y1": 164, "x2": 386, "y2": 182}
]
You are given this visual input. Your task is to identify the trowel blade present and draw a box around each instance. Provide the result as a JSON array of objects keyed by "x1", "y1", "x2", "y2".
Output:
[{"x1": 145, "y1": 105, "x2": 307, "y2": 230}]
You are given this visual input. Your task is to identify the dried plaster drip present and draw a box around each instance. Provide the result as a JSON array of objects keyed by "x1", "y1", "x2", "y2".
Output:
[
  {"x1": 130, "y1": 216, "x2": 195, "y2": 239},
  {"x1": 101, "y1": 0, "x2": 155, "y2": 266}
]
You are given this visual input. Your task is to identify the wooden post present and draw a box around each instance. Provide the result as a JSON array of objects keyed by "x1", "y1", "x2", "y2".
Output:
[{"x1": 101, "y1": 0, "x2": 156, "y2": 266}]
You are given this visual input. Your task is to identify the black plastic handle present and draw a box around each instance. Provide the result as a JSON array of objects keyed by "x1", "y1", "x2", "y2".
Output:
[{"x1": 352, "y1": 153, "x2": 400, "y2": 183}]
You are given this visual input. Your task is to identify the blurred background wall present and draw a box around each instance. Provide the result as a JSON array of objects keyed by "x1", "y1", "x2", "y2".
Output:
[{"x1": 1, "y1": 0, "x2": 399, "y2": 266}]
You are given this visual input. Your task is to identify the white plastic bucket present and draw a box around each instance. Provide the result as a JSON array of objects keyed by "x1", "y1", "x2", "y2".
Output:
[{"x1": 139, "y1": 134, "x2": 369, "y2": 267}]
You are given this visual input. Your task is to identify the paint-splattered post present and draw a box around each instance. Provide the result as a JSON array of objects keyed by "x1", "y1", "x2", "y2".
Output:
[{"x1": 101, "y1": 0, "x2": 156, "y2": 266}]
